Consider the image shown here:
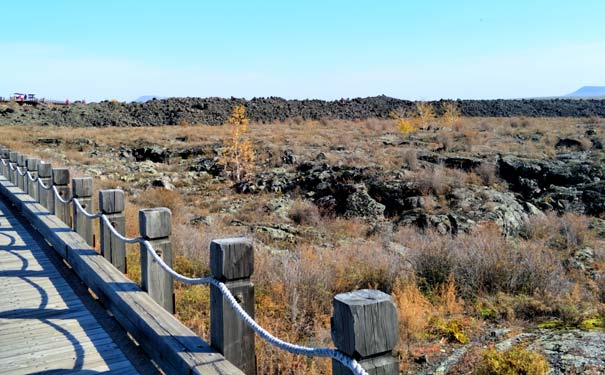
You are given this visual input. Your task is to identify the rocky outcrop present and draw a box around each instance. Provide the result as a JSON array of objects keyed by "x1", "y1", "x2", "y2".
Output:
[
  {"x1": 498, "y1": 155, "x2": 605, "y2": 216},
  {"x1": 2, "y1": 97, "x2": 605, "y2": 126},
  {"x1": 229, "y1": 160, "x2": 537, "y2": 234}
]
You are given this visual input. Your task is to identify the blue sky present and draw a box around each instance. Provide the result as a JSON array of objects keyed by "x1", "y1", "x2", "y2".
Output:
[{"x1": 1, "y1": 1, "x2": 604, "y2": 102}]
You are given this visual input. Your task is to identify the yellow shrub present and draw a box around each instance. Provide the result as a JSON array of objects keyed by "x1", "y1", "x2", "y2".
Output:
[
  {"x1": 389, "y1": 110, "x2": 417, "y2": 135},
  {"x1": 477, "y1": 345, "x2": 550, "y2": 375},
  {"x1": 431, "y1": 318, "x2": 469, "y2": 343},
  {"x1": 397, "y1": 118, "x2": 417, "y2": 134},
  {"x1": 392, "y1": 279, "x2": 432, "y2": 342}
]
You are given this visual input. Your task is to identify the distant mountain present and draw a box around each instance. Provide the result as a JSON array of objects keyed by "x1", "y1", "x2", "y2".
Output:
[
  {"x1": 565, "y1": 86, "x2": 605, "y2": 98},
  {"x1": 134, "y1": 95, "x2": 167, "y2": 103}
]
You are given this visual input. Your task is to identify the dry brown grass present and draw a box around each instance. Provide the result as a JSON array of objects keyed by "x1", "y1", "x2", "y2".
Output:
[{"x1": 1, "y1": 116, "x2": 603, "y2": 373}]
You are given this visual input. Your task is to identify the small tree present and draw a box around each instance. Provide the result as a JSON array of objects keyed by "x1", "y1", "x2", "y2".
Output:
[
  {"x1": 415, "y1": 101, "x2": 435, "y2": 129},
  {"x1": 441, "y1": 101, "x2": 460, "y2": 127},
  {"x1": 224, "y1": 105, "x2": 254, "y2": 182}
]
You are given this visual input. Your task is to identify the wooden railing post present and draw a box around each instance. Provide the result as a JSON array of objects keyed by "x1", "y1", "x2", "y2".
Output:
[
  {"x1": 331, "y1": 290, "x2": 399, "y2": 375},
  {"x1": 0, "y1": 148, "x2": 9, "y2": 177},
  {"x1": 17, "y1": 154, "x2": 27, "y2": 191},
  {"x1": 52, "y1": 168, "x2": 71, "y2": 225},
  {"x1": 37, "y1": 162, "x2": 53, "y2": 209},
  {"x1": 210, "y1": 238, "x2": 256, "y2": 375},
  {"x1": 72, "y1": 177, "x2": 94, "y2": 246},
  {"x1": 99, "y1": 189, "x2": 126, "y2": 273},
  {"x1": 9, "y1": 152, "x2": 18, "y2": 184},
  {"x1": 139, "y1": 207, "x2": 174, "y2": 313},
  {"x1": 25, "y1": 158, "x2": 39, "y2": 199}
]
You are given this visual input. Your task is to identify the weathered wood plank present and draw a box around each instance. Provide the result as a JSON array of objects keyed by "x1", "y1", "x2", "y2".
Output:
[{"x1": 0, "y1": 191, "x2": 143, "y2": 375}]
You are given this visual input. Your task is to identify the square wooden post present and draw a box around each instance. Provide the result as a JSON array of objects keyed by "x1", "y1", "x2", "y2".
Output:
[
  {"x1": 331, "y1": 289, "x2": 399, "y2": 375},
  {"x1": 37, "y1": 162, "x2": 53, "y2": 209},
  {"x1": 139, "y1": 207, "x2": 174, "y2": 313},
  {"x1": 99, "y1": 189, "x2": 127, "y2": 273},
  {"x1": 52, "y1": 168, "x2": 71, "y2": 225},
  {"x1": 72, "y1": 177, "x2": 94, "y2": 246},
  {"x1": 17, "y1": 154, "x2": 27, "y2": 191},
  {"x1": 210, "y1": 238, "x2": 256, "y2": 375},
  {"x1": 9, "y1": 152, "x2": 18, "y2": 184},
  {"x1": 0, "y1": 148, "x2": 9, "y2": 177},
  {"x1": 26, "y1": 158, "x2": 40, "y2": 200}
]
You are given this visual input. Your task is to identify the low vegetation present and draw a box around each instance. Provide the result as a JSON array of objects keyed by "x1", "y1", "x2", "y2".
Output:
[
  {"x1": 2, "y1": 112, "x2": 605, "y2": 373},
  {"x1": 476, "y1": 344, "x2": 550, "y2": 375}
]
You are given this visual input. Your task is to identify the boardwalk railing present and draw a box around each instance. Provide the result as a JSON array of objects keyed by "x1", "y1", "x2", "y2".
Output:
[{"x1": 0, "y1": 146, "x2": 400, "y2": 375}]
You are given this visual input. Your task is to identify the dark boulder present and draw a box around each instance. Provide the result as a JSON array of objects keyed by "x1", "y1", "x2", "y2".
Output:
[
  {"x1": 583, "y1": 181, "x2": 605, "y2": 217},
  {"x1": 341, "y1": 184, "x2": 385, "y2": 219},
  {"x1": 189, "y1": 158, "x2": 224, "y2": 176},
  {"x1": 555, "y1": 138, "x2": 584, "y2": 150},
  {"x1": 132, "y1": 146, "x2": 169, "y2": 163},
  {"x1": 417, "y1": 152, "x2": 483, "y2": 172},
  {"x1": 367, "y1": 180, "x2": 423, "y2": 217}
]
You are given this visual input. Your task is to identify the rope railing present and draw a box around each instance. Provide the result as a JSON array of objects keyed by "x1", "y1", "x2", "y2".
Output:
[
  {"x1": 0, "y1": 151, "x2": 398, "y2": 375},
  {"x1": 17, "y1": 165, "x2": 370, "y2": 375},
  {"x1": 26, "y1": 170, "x2": 36, "y2": 182},
  {"x1": 16, "y1": 166, "x2": 27, "y2": 177},
  {"x1": 71, "y1": 191, "x2": 368, "y2": 375},
  {"x1": 38, "y1": 176, "x2": 52, "y2": 190},
  {"x1": 52, "y1": 185, "x2": 73, "y2": 205}
]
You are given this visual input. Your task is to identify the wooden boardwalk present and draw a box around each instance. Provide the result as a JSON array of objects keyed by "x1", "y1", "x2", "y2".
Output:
[{"x1": 0, "y1": 198, "x2": 159, "y2": 374}]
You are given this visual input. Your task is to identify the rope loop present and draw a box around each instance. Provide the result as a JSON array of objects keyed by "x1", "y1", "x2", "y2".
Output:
[
  {"x1": 73, "y1": 198, "x2": 103, "y2": 219},
  {"x1": 52, "y1": 185, "x2": 73, "y2": 205},
  {"x1": 26, "y1": 171, "x2": 38, "y2": 182},
  {"x1": 38, "y1": 178, "x2": 52, "y2": 191}
]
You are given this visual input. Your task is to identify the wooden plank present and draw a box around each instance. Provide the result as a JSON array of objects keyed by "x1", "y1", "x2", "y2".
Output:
[
  {"x1": 0, "y1": 175, "x2": 244, "y2": 375},
  {"x1": 0, "y1": 332, "x2": 117, "y2": 359},
  {"x1": 0, "y1": 315, "x2": 98, "y2": 337},
  {"x1": 1, "y1": 347, "x2": 131, "y2": 375}
]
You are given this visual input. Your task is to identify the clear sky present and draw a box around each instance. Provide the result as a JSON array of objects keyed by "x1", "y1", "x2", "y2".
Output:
[{"x1": 1, "y1": 0, "x2": 604, "y2": 102}]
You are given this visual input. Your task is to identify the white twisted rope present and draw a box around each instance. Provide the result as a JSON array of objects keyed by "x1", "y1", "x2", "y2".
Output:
[
  {"x1": 99, "y1": 214, "x2": 142, "y2": 243},
  {"x1": 52, "y1": 185, "x2": 73, "y2": 204},
  {"x1": 38, "y1": 177, "x2": 52, "y2": 191},
  {"x1": 16, "y1": 166, "x2": 27, "y2": 176},
  {"x1": 1, "y1": 158, "x2": 7, "y2": 166},
  {"x1": 26, "y1": 171, "x2": 38, "y2": 182},
  {"x1": 9, "y1": 162, "x2": 16, "y2": 171},
  {"x1": 73, "y1": 198, "x2": 103, "y2": 219}
]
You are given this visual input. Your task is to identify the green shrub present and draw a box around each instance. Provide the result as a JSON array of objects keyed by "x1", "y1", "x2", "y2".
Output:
[{"x1": 476, "y1": 345, "x2": 549, "y2": 375}]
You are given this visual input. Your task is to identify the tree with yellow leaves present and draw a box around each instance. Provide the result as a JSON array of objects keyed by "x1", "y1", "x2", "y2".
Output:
[
  {"x1": 224, "y1": 105, "x2": 254, "y2": 182},
  {"x1": 441, "y1": 101, "x2": 460, "y2": 127},
  {"x1": 415, "y1": 101, "x2": 435, "y2": 129}
]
